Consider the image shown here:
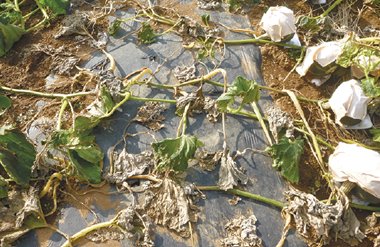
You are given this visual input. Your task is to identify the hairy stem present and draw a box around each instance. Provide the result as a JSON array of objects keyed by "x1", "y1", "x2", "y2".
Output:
[
  {"x1": 60, "y1": 220, "x2": 118, "y2": 247},
  {"x1": 295, "y1": 127, "x2": 335, "y2": 150},
  {"x1": 251, "y1": 102, "x2": 272, "y2": 145},
  {"x1": 318, "y1": 0, "x2": 343, "y2": 18},
  {"x1": 57, "y1": 99, "x2": 68, "y2": 130},
  {"x1": 218, "y1": 38, "x2": 305, "y2": 50},
  {"x1": 128, "y1": 95, "x2": 176, "y2": 104},
  {"x1": 0, "y1": 84, "x2": 92, "y2": 98},
  {"x1": 26, "y1": 1, "x2": 50, "y2": 33},
  {"x1": 197, "y1": 186, "x2": 285, "y2": 208}
]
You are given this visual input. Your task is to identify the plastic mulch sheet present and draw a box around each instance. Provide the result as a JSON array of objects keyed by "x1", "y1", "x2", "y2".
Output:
[{"x1": 16, "y1": 1, "x2": 307, "y2": 246}]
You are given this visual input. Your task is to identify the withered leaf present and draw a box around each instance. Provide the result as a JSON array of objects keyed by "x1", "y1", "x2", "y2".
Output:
[
  {"x1": 221, "y1": 214, "x2": 263, "y2": 247},
  {"x1": 228, "y1": 196, "x2": 241, "y2": 206},
  {"x1": 176, "y1": 86, "x2": 205, "y2": 116},
  {"x1": 173, "y1": 65, "x2": 198, "y2": 82},
  {"x1": 365, "y1": 212, "x2": 380, "y2": 247},
  {"x1": 140, "y1": 178, "x2": 198, "y2": 238},
  {"x1": 105, "y1": 149, "x2": 154, "y2": 184},
  {"x1": 218, "y1": 150, "x2": 248, "y2": 191},
  {"x1": 0, "y1": 187, "x2": 47, "y2": 246},
  {"x1": 284, "y1": 189, "x2": 365, "y2": 246},
  {"x1": 135, "y1": 102, "x2": 167, "y2": 131},
  {"x1": 196, "y1": 150, "x2": 223, "y2": 171},
  {"x1": 265, "y1": 106, "x2": 294, "y2": 143},
  {"x1": 204, "y1": 97, "x2": 221, "y2": 123}
]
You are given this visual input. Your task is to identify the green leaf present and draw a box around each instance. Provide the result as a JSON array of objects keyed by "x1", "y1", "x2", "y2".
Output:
[
  {"x1": 50, "y1": 129, "x2": 103, "y2": 163},
  {"x1": 75, "y1": 116, "x2": 100, "y2": 131},
  {"x1": 217, "y1": 76, "x2": 260, "y2": 111},
  {"x1": 68, "y1": 150, "x2": 101, "y2": 184},
  {"x1": 266, "y1": 136, "x2": 304, "y2": 183},
  {"x1": 0, "y1": 95, "x2": 11, "y2": 108},
  {"x1": 0, "y1": 22, "x2": 25, "y2": 57},
  {"x1": 39, "y1": 0, "x2": 68, "y2": 15},
  {"x1": 0, "y1": 127, "x2": 36, "y2": 185},
  {"x1": 296, "y1": 15, "x2": 320, "y2": 33},
  {"x1": 76, "y1": 145, "x2": 103, "y2": 163},
  {"x1": 0, "y1": 11, "x2": 22, "y2": 25},
  {"x1": 152, "y1": 135, "x2": 204, "y2": 171},
  {"x1": 101, "y1": 86, "x2": 115, "y2": 113},
  {"x1": 370, "y1": 129, "x2": 380, "y2": 142},
  {"x1": 201, "y1": 14, "x2": 210, "y2": 26},
  {"x1": 197, "y1": 48, "x2": 205, "y2": 61},
  {"x1": 138, "y1": 22, "x2": 156, "y2": 44},
  {"x1": 109, "y1": 19, "x2": 122, "y2": 35},
  {"x1": 361, "y1": 77, "x2": 380, "y2": 97},
  {"x1": 0, "y1": 175, "x2": 9, "y2": 198},
  {"x1": 0, "y1": 95, "x2": 11, "y2": 116},
  {"x1": 336, "y1": 39, "x2": 380, "y2": 79}
]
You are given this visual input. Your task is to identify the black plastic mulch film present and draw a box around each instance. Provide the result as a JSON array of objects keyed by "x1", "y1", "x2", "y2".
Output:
[{"x1": 17, "y1": 1, "x2": 307, "y2": 246}]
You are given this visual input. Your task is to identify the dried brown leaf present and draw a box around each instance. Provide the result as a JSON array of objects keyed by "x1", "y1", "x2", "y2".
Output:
[
  {"x1": 228, "y1": 196, "x2": 241, "y2": 206},
  {"x1": 173, "y1": 65, "x2": 198, "y2": 82},
  {"x1": 284, "y1": 189, "x2": 365, "y2": 246},
  {"x1": 218, "y1": 150, "x2": 248, "y2": 191},
  {"x1": 135, "y1": 102, "x2": 167, "y2": 131},
  {"x1": 176, "y1": 86, "x2": 205, "y2": 116},
  {"x1": 265, "y1": 106, "x2": 294, "y2": 143},
  {"x1": 196, "y1": 150, "x2": 222, "y2": 171},
  {"x1": 105, "y1": 150, "x2": 154, "y2": 184},
  {"x1": 140, "y1": 178, "x2": 198, "y2": 238},
  {"x1": 221, "y1": 214, "x2": 263, "y2": 247},
  {"x1": 204, "y1": 97, "x2": 221, "y2": 123}
]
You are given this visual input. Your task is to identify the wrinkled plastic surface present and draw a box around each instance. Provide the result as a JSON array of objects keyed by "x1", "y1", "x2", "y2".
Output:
[{"x1": 16, "y1": 1, "x2": 307, "y2": 246}]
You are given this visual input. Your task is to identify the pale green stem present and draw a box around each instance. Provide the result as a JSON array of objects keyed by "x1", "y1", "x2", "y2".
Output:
[
  {"x1": 26, "y1": 1, "x2": 50, "y2": 33},
  {"x1": 251, "y1": 102, "x2": 272, "y2": 146},
  {"x1": 14, "y1": 0, "x2": 24, "y2": 29},
  {"x1": 227, "y1": 107, "x2": 304, "y2": 125},
  {"x1": 120, "y1": 13, "x2": 146, "y2": 22},
  {"x1": 0, "y1": 84, "x2": 92, "y2": 98},
  {"x1": 57, "y1": 99, "x2": 68, "y2": 130},
  {"x1": 139, "y1": 79, "x2": 329, "y2": 104},
  {"x1": 155, "y1": 19, "x2": 182, "y2": 37},
  {"x1": 228, "y1": 102, "x2": 244, "y2": 114},
  {"x1": 23, "y1": 7, "x2": 39, "y2": 19},
  {"x1": 318, "y1": 0, "x2": 343, "y2": 18},
  {"x1": 101, "y1": 93, "x2": 131, "y2": 119},
  {"x1": 60, "y1": 220, "x2": 118, "y2": 247},
  {"x1": 219, "y1": 38, "x2": 305, "y2": 50},
  {"x1": 129, "y1": 95, "x2": 176, "y2": 104},
  {"x1": 295, "y1": 127, "x2": 335, "y2": 150},
  {"x1": 197, "y1": 186, "x2": 285, "y2": 208},
  {"x1": 340, "y1": 138, "x2": 380, "y2": 150}
]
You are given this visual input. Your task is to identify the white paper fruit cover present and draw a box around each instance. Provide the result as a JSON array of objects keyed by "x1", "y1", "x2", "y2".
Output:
[
  {"x1": 351, "y1": 55, "x2": 380, "y2": 79},
  {"x1": 329, "y1": 79, "x2": 371, "y2": 128},
  {"x1": 259, "y1": 6, "x2": 296, "y2": 42},
  {"x1": 296, "y1": 42, "x2": 342, "y2": 86},
  {"x1": 329, "y1": 142, "x2": 380, "y2": 199}
]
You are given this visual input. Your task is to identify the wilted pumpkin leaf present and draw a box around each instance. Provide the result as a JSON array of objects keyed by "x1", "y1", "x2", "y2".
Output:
[
  {"x1": 0, "y1": 175, "x2": 9, "y2": 198},
  {"x1": 0, "y1": 126, "x2": 36, "y2": 185},
  {"x1": 68, "y1": 149, "x2": 101, "y2": 184},
  {"x1": 152, "y1": 135, "x2": 204, "y2": 171},
  {"x1": 138, "y1": 22, "x2": 156, "y2": 44},
  {"x1": 266, "y1": 136, "x2": 304, "y2": 183},
  {"x1": 217, "y1": 76, "x2": 260, "y2": 112},
  {"x1": 361, "y1": 77, "x2": 380, "y2": 98},
  {"x1": 39, "y1": 0, "x2": 68, "y2": 15}
]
